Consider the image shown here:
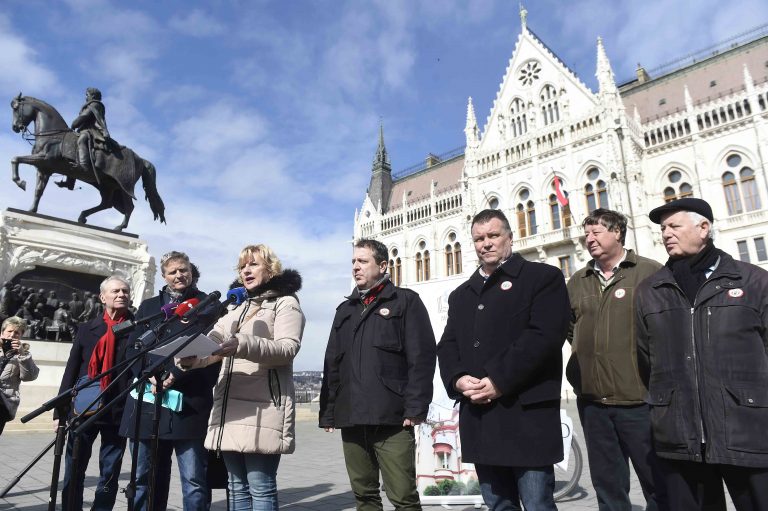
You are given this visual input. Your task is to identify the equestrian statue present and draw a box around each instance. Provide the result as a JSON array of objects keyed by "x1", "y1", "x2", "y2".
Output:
[{"x1": 9, "y1": 89, "x2": 165, "y2": 231}]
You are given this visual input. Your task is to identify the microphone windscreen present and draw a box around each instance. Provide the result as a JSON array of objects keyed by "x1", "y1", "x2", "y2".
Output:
[
  {"x1": 226, "y1": 287, "x2": 248, "y2": 305},
  {"x1": 160, "y1": 302, "x2": 178, "y2": 319},
  {"x1": 175, "y1": 297, "x2": 201, "y2": 316}
]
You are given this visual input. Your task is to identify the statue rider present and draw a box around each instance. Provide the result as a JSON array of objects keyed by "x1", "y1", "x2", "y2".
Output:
[{"x1": 57, "y1": 87, "x2": 110, "y2": 190}]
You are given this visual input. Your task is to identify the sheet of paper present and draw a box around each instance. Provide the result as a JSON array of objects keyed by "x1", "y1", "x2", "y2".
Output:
[{"x1": 149, "y1": 333, "x2": 221, "y2": 358}]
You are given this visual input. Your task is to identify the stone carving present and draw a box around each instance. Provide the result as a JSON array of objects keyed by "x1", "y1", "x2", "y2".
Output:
[{"x1": 9, "y1": 92, "x2": 166, "y2": 231}]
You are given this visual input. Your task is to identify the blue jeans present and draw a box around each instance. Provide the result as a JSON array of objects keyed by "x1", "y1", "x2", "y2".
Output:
[
  {"x1": 61, "y1": 423, "x2": 126, "y2": 511},
  {"x1": 133, "y1": 438, "x2": 209, "y2": 511},
  {"x1": 222, "y1": 451, "x2": 281, "y2": 511},
  {"x1": 475, "y1": 464, "x2": 557, "y2": 511}
]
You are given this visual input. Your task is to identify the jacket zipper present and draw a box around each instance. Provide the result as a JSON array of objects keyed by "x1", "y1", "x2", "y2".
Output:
[{"x1": 689, "y1": 306, "x2": 705, "y2": 447}]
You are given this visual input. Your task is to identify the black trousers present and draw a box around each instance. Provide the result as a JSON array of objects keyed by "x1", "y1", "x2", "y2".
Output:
[
  {"x1": 577, "y1": 398, "x2": 667, "y2": 511},
  {"x1": 659, "y1": 458, "x2": 768, "y2": 511}
]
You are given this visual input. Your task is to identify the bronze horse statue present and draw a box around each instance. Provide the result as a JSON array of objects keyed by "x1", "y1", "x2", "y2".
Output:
[{"x1": 9, "y1": 94, "x2": 165, "y2": 231}]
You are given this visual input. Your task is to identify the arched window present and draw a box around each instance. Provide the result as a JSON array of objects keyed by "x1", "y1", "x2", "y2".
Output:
[
  {"x1": 488, "y1": 197, "x2": 500, "y2": 209},
  {"x1": 540, "y1": 84, "x2": 560, "y2": 125},
  {"x1": 389, "y1": 249, "x2": 401, "y2": 286},
  {"x1": 415, "y1": 241, "x2": 430, "y2": 282},
  {"x1": 722, "y1": 154, "x2": 762, "y2": 215},
  {"x1": 444, "y1": 233, "x2": 462, "y2": 276},
  {"x1": 515, "y1": 188, "x2": 537, "y2": 237},
  {"x1": 584, "y1": 167, "x2": 609, "y2": 212},
  {"x1": 663, "y1": 168, "x2": 694, "y2": 202},
  {"x1": 549, "y1": 179, "x2": 572, "y2": 230},
  {"x1": 510, "y1": 97, "x2": 528, "y2": 137},
  {"x1": 723, "y1": 171, "x2": 742, "y2": 215},
  {"x1": 741, "y1": 167, "x2": 761, "y2": 211}
]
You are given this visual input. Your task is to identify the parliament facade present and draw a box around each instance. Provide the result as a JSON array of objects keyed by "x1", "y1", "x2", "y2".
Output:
[{"x1": 353, "y1": 18, "x2": 768, "y2": 353}]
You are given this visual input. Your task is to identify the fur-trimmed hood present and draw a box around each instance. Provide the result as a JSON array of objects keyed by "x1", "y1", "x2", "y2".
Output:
[{"x1": 247, "y1": 268, "x2": 302, "y2": 301}]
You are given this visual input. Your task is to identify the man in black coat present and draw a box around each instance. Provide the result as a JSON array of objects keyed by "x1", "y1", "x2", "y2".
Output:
[
  {"x1": 58, "y1": 276, "x2": 133, "y2": 511},
  {"x1": 437, "y1": 209, "x2": 570, "y2": 511},
  {"x1": 119, "y1": 251, "x2": 220, "y2": 511},
  {"x1": 320, "y1": 238, "x2": 436, "y2": 510},
  {"x1": 637, "y1": 198, "x2": 768, "y2": 510}
]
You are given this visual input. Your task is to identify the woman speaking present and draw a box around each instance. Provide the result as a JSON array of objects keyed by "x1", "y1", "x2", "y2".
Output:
[{"x1": 181, "y1": 244, "x2": 304, "y2": 510}]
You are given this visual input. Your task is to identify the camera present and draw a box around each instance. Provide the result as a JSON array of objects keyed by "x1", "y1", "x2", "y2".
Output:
[{"x1": 2, "y1": 338, "x2": 13, "y2": 353}]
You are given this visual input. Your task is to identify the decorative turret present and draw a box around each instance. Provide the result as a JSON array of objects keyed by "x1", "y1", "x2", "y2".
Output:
[
  {"x1": 744, "y1": 63, "x2": 756, "y2": 96},
  {"x1": 464, "y1": 97, "x2": 480, "y2": 148},
  {"x1": 367, "y1": 123, "x2": 393, "y2": 214},
  {"x1": 684, "y1": 85, "x2": 693, "y2": 111},
  {"x1": 519, "y1": 3, "x2": 528, "y2": 32},
  {"x1": 596, "y1": 37, "x2": 619, "y2": 98}
]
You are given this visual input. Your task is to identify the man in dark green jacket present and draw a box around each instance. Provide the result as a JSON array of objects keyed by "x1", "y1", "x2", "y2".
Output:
[{"x1": 567, "y1": 208, "x2": 666, "y2": 511}]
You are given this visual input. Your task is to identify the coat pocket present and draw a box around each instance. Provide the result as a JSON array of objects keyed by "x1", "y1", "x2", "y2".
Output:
[
  {"x1": 371, "y1": 306, "x2": 403, "y2": 352},
  {"x1": 645, "y1": 386, "x2": 687, "y2": 449},
  {"x1": 723, "y1": 385, "x2": 768, "y2": 453}
]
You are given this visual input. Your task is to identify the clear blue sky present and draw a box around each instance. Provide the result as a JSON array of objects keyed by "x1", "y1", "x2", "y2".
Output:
[{"x1": 2, "y1": 0, "x2": 766, "y2": 369}]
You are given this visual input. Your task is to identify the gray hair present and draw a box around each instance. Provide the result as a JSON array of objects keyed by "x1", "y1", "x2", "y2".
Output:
[
  {"x1": 687, "y1": 211, "x2": 714, "y2": 240},
  {"x1": 99, "y1": 275, "x2": 131, "y2": 294},
  {"x1": 160, "y1": 251, "x2": 191, "y2": 275}
]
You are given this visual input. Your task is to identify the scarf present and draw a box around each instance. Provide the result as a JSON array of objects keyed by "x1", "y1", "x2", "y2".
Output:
[
  {"x1": 88, "y1": 310, "x2": 127, "y2": 391},
  {"x1": 665, "y1": 239, "x2": 725, "y2": 305},
  {"x1": 358, "y1": 275, "x2": 390, "y2": 307}
]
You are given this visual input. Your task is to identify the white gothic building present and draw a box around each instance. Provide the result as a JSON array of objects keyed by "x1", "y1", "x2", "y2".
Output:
[{"x1": 353, "y1": 16, "x2": 768, "y2": 389}]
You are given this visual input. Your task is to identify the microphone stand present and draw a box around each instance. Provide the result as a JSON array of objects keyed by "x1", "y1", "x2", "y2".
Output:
[
  {"x1": 76, "y1": 301, "x2": 227, "y2": 508},
  {"x1": 16, "y1": 309, "x2": 204, "y2": 510}
]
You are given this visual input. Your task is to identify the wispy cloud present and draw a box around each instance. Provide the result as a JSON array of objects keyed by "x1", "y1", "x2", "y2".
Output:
[{"x1": 168, "y1": 9, "x2": 226, "y2": 37}]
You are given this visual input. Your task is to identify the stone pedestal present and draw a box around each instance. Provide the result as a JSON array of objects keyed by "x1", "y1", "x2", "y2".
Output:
[{"x1": 0, "y1": 208, "x2": 155, "y2": 303}]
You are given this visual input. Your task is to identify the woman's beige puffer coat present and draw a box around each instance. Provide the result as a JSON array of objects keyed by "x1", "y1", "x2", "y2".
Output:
[{"x1": 189, "y1": 270, "x2": 305, "y2": 454}]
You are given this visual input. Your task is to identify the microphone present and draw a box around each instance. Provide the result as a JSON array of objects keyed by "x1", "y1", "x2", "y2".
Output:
[
  {"x1": 182, "y1": 291, "x2": 222, "y2": 320},
  {"x1": 135, "y1": 298, "x2": 201, "y2": 346},
  {"x1": 226, "y1": 287, "x2": 248, "y2": 305},
  {"x1": 160, "y1": 301, "x2": 178, "y2": 319},
  {"x1": 180, "y1": 290, "x2": 243, "y2": 321}
]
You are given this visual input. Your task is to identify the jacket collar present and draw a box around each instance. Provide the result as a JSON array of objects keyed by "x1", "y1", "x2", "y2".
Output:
[
  {"x1": 650, "y1": 252, "x2": 741, "y2": 288},
  {"x1": 584, "y1": 249, "x2": 637, "y2": 278},
  {"x1": 466, "y1": 254, "x2": 525, "y2": 294},
  {"x1": 345, "y1": 279, "x2": 396, "y2": 303}
]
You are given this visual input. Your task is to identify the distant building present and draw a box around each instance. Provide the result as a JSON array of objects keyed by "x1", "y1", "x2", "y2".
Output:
[{"x1": 353, "y1": 13, "x2": 768, "y2": 398}]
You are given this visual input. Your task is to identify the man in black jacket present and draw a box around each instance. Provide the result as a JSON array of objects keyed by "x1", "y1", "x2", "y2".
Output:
[
  {"x1": 320, "y1": 238, "x2": 436, "y2": 511},
  {"x1": 119, "y1": 251, "x2": 220, "y2": 511},
  {"x1": 437, "y1": 209, "x2": 569, "y2": 511},
  {"x1": 58, "y1": 275, "x2": 133, "y2": 511},
  {"x1": 637, "y1": 198, "x2": 768, "y2": 510}
]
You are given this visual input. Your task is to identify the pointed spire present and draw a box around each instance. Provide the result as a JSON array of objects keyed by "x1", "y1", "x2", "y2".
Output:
[
  {"x1": 374, "y1": 122, "x2": 389, "y2": 166},
  {"x1": 596, "y1": 36, "x2": 618, "y2": 96},
  {"x1": 519, "y1": 3, "x2": 528, "y2": 31},
  {"x1": 465, "y1": 97, "x2": 480, "y2": 147},
  {"x1": 684, "y1": 85, "x2": 693, "y2": 111},
  {"x1": 743, "y1": 63, "x2": 755, "y2": 95},
  {"x1": 368, "y1": 122, "x2": 392, "y2": 214}
]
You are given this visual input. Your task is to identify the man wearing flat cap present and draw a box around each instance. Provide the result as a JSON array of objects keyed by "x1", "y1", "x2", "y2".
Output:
[{"x1": 636, "y1": 197, "x2": 768, "y2": 510}]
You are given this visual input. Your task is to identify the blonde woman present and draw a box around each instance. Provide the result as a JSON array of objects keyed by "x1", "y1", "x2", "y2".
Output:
[{"x1": 181, "y1": 244, "x2": 304, "y2": 511}]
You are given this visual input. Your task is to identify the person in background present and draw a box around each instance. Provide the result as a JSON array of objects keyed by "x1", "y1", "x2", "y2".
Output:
[
  {"x1": 637, "y1": 198, "x2": 768, "y2": 511},
  {"x1": 567, "y1": 208, "x2": 666, "y2": 511},
  {"x1": 0, "y1": 316, "x2": 39, "y2": 435},
  {"x1": 58, "y1": 275, "x2": 133, "y2": 511},
  {"x1": 179, "y1": 244, "x2": 305, "y2": 511},
  {"x1": 320, "y1": 238, "x2": 436, "y2": 511},
  {"x1": 119, "y1": 251, "x2": 220, "y2": 510}
]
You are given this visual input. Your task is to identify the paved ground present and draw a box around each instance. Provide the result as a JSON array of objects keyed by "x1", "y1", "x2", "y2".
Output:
[{"x1": 0, "y1": 401, "x2": 735, "y2": 510}]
